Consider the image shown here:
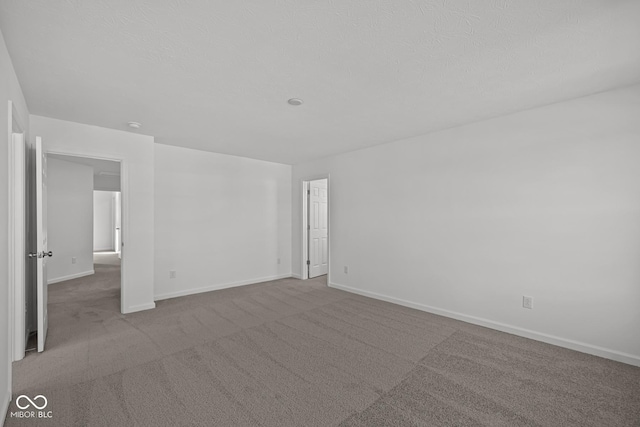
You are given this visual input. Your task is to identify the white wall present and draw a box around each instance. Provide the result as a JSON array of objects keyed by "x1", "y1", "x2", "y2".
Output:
[
  {"x1": 94, "y1": 174, "x2": 120, "y2": 191},
  {"x1": 47, "y1": 158, "x2": 94, "y2": 283},
  {"x1": 154, "y1": 144, "x2": 292, "y2": 299},
  {"x1": 30, "y1": 115, "x2": 156, "y2": 313},
  {"x1": 93, "y1": 191, "x2": 116, "y2": 251},
  {"x1": 0, "y1": 27, "x2": 30, "y2": 425},
  {"x1": 292, "y1": 84, "x2": 640, "y2": 366}
]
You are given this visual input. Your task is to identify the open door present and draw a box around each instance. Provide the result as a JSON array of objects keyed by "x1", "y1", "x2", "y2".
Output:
[
  {"x1": 11, "y1": 132, "x2": 26, "y2": 361},
  {"x1": 308, "y1": 179, "x2": 328, "y2": 278},
  {"x1": 35, "y1": 136, "x2": 49, "y2": 352}
]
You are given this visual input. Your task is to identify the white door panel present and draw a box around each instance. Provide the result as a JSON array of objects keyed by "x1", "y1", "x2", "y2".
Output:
[
  {"x1": 36, "y1": 136, "x2": 48, "y2": 352},
  {"x1": 308, "y1": 179, "x2": 328, "y2": 278},
  {"x1": 12, "y1": 132, "x2": 26, "y2": 361}
]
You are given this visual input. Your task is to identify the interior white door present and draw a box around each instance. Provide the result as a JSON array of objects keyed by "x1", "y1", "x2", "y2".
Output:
[
  {"x1": 308, "y1": 179, "x2": 328, "y2": 278},
  {"x1": 35, "y1": 136, "x2": 49, "y2": 352},
  {"x1": 12, "y1": 132, "x2": 26, "y2": 361}
]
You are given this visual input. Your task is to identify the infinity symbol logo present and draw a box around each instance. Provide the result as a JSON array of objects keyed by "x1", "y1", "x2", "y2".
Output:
[{"x1": 16, "y1": 395, "x2": 48, "y2": 410}]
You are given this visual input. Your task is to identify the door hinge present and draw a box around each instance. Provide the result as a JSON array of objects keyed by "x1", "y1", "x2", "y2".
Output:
[
  {"x1": 307, "y1": 224, "x2": 310, "y2": 230},
  {"x1": 307, "y1": 189, "x2": 310, "y2": 195},
  {"x1": 306, "y1": 260, "x2": 310, "y2": 266}
]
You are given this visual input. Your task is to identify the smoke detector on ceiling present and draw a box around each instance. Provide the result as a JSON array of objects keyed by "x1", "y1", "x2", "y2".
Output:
[
  {"x1": 127, "y1": 121, "x2": 142, "y2": 129},
  {"x1": 287, "y1": 98, "x2": 303, "y2": 106}
]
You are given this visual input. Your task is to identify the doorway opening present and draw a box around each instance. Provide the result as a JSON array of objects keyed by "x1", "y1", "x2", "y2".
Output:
[
  {"x1": 301, "y1": 177, "x2": 329, "y2": 281},
  {"x1": 92, "y1": 189, "x2": 122, "y2": 314},
  {"x1": 93, "y1": 190, "x2": 122, "y2": 259},
  {"x1": 22, "y1": 152, "x2": 124, "y2": 355}
]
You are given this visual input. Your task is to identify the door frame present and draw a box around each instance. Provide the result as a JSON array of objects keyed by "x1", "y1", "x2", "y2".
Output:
[
  {"x1": 300, "y1": 175, "x2": 331, "y2": 282},
  {"x1": 8, "y1": 100, "x2": 26, "y2": 363},
  {"x1": 43, "y1": 149, "x2": 128, "y2": 314}
]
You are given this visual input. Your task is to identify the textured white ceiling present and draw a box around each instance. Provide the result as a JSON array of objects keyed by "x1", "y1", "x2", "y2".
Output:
[{"x1": 1, "y1": 1, "x2": 639, "y2": 164}]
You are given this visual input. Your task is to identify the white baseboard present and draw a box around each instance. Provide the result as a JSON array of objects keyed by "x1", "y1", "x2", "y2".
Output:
[
  {"x1": 123, "y1": 302, "x2": 156, "y2": 314},
  {"x1": 329, "y1": 282, "x2": 640, "y2": 368},
  {"x1": 47, "y1": 270, "x2": 94, "y2": 285},
  {"x1": 155, "y1": 274, "x2": 293, "y2": 301},
  {"x1": 292, "y1": 273, "x2": 303, "y2": 279},
  {"x1": 1, "y1": 385, "x2": 10, "y2": 427}
]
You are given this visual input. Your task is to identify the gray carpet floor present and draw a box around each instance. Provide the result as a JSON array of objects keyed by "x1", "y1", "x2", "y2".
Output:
[{"x1": 6, "y1": 253, "x2": 640, "y2": 426}]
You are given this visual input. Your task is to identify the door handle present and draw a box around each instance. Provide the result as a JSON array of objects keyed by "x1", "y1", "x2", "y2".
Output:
[{"x1": 28, "y1": 251, "x2": 52, "y2": 258}]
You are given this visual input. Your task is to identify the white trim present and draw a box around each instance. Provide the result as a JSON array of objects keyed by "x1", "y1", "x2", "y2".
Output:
[
  {"x1": 292, "y1": 273, "x2": 303, "y2": 279},
  {"x1": 123, "y1": 302, "x2": 156, "y2": 314},
  {"x1": 301, "y1": 181, "x2": 309, "y2": 280},
  {"x1": 9, "y1": 100, "x2": 27, "y2": 371},
  {"x1": 329, "y1": 281, "x2": 640, "y2": 368},
  {"x1": 120, "y1": 160, "x2": 129, "y2": 314},
  {"x1": 6, "y1": 101, "x2": 12, "y2": 410},
  {"x1": 154, "y1": 274, "x2": 293, "y2": 301},
  {"x1": 8, "y1": 104, "x2": 15, "y2": 367},
  {"x1": 47, "y1": 270, "x2": 95, "y2": 285},
  {"x1": 1, "y1": 385, "x2": 10, "y2": 427}
]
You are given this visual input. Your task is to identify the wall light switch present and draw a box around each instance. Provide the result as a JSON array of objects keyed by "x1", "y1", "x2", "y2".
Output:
[
  {"x1": 523, "y1": 296, "x2": 533, "y2": 309},
  {"x1": 344, "y1": 266, "x2": 349, "y2": 274},
  {"x1": 71, "y1": 257, "x2": 77, "y2": 264},
  {"x1": 169, "y1": 270, "x2": 177, "y2": 279}
]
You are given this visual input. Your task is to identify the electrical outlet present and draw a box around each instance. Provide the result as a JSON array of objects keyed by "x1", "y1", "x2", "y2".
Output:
[
  {"x1": 277, "y1": 258, "x2": 281, "y2": 265},
  {"x1": 169, "y1": 270, "x2": 177, "y2": 279},
  {"x1": 344, "y1": 266, "x2": 349, "y2": 274},
  {"x1": 523, "y1": 296, "x2": 533, "y2": 309},
  {"x1": 71, "y1": 257, "x2": 77, "y2": 264}
]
